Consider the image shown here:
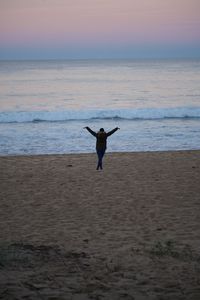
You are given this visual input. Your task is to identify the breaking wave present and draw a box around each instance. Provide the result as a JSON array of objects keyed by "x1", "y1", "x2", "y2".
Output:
[{"x1": 0, "y1": 107, "x2": 200, "y2": 124}]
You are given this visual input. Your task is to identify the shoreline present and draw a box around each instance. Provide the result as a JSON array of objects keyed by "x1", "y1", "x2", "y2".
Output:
[
  {"x1": 0, "y1": 150, "x2": 200, "y2": 299},
  {"x1": 1, "y1": 148, "x2": 200, "y2": 157}
]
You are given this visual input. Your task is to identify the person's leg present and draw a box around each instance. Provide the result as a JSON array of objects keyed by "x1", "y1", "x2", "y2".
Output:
[
  {"x1": 96, "y1": 149, "x2": 105, "y2": 170},
  {"x1": 96, "y1": 150, "x2": 101, "y2": 170}
]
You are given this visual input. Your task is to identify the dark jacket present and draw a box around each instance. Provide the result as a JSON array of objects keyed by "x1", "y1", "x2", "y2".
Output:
[{"x1": 86, "y1": 127, "x2": 118, "y2": 150}]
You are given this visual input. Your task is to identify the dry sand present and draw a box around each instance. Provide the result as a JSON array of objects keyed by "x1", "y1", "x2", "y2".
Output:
[{"x1": 0, "y1": 151, "x2": 200, "y2": 300}]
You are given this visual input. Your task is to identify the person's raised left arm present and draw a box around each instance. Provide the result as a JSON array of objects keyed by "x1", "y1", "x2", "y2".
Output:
[{"x1": 106, "y1": 127, "x2": 120, "y2": 137}]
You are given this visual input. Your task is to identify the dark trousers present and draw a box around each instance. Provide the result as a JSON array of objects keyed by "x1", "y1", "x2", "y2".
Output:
[{"x1": 96, "y1": 149, "x2": 106, "y2": 170}]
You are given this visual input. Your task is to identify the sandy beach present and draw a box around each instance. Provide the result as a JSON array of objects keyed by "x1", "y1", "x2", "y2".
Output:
[{"x1": 0, "y1": 151, "x2": 200, "y2": 300}]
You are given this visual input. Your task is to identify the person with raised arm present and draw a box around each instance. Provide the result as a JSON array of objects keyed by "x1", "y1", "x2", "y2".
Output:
[{"x1": 84, "y1": 127, "x2": 120, "y2": 170}]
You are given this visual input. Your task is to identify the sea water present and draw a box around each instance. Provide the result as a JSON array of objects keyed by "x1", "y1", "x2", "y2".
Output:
[{"x1": 0, "y1": 59, "x2": 200, "y2": 155}]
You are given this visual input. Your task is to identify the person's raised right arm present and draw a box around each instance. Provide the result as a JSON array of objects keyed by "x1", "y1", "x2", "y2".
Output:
[{"x1": 84, "y1": 127, "x2": 97, "y2": 137}]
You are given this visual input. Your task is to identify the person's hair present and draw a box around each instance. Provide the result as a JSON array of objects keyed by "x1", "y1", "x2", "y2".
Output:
[{"x1": 100, "y1": 128, "x2": 104, "y2": 132}]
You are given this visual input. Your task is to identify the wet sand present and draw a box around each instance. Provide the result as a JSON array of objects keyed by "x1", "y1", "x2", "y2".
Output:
[{"x1": 0, "y1": 151, "x2": 200, "y2": 299}]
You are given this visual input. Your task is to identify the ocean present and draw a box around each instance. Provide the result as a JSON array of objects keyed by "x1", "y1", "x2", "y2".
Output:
[{"x1": 0, "y1": 59, "x2": 200, "y2": 155}]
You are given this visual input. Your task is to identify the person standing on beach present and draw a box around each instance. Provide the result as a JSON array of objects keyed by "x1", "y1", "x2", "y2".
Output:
[{"x1": 84, "y1": 126, "x2": 120, "y2": 170}]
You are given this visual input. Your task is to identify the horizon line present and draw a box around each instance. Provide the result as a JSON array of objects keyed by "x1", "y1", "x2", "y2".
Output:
[{"x1": 1, "y1": 57, "x2": 200, "y2": 62}]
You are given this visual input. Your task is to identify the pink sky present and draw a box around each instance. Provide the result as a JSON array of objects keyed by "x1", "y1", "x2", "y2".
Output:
[{"x1": 0, "y1": 0, "x2": 200, "y2": 58}]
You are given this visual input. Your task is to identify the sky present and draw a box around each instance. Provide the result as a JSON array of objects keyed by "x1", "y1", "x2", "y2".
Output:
[{"x1": 0, "y1": 0, "x2": 200, "y2": 59}]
